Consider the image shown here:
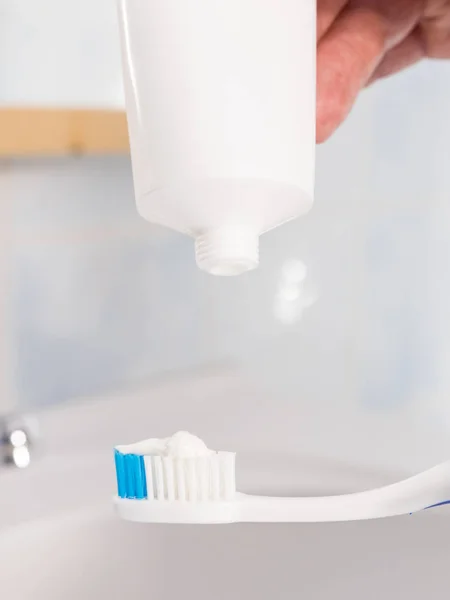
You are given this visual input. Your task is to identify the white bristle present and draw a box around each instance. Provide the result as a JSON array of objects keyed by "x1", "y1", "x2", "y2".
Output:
[
  {"x1": 187, "y1": 459, "x2": 198, "y2": 502},
  {"x1": 154, "y1": 456, "x2": 165, "y2": 500},
  {"x1": 143, "y1": 456, "x2": 155, "y2": 500},
  {"x1": 140, "y1": 453, "x2": 235, "y2": 503},
  {"x1": 197, "y1": 458, "x2": 208, "y2": 502},
  {"x1": 163, "y1": 457, "x2": 175, "y2": 501},
  {"x1": 176, "y1": 458, "x2": 187, "y2": 501},
  {"x1": 211, "y1": 454, "x2": 221, "y2": 501}
]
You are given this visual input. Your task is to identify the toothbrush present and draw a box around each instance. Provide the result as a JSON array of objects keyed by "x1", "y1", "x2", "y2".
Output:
[{"x1": 113, "y1": 433, "x2": 450, "y2": 524}]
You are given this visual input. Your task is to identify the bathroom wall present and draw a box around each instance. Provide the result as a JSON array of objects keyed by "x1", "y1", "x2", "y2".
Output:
[
  {"x1": 0, "y1": 163, "x2": 16, "y2": 414},
  {"x1": 0, "y1": 156, "x2": 216, "y2": 412},
  {"x1": 0, "y1": 0, "x2": 123, "y2": 107}
]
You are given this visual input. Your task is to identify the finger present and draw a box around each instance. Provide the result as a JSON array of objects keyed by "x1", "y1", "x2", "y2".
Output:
[
  {"x1": 316, "y1": 0, "x2": 424, "y2": 142},
  {"x1": 349, "y1": 0, "x2": 423, "y2": 48},
  {"x1": 421, "y1": 1, "x2": 450, "y2": 58},
  {"x1": 316, "y1": 7, "x2": 387, "y2": 142},
  {"x1": 368, "y1": 29, "x2": 425, "y2": 84},
  {"x1": 317, "y1": 0, "x2": 349, "y2": 41}
]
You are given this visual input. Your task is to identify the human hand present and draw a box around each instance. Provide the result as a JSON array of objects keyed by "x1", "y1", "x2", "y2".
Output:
[{"x1": 316, "y1": 0, "x2": 450, "y2": 142}]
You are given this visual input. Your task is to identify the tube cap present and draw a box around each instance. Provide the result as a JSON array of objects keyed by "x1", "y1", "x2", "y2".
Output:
[{"x1": 195, "y1": 228, "x2": 259, "y2": 276}]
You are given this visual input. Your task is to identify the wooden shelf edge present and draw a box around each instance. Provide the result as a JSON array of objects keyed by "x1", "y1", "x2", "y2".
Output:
[{"x1": 0, "y1": 108, "x2": 130, "y2": 157}]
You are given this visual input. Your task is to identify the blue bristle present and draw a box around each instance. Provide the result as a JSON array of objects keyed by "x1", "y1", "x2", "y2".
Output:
[
  {"x1": 114, "y1": 450, "x2": 148, "y2": 500},
  {"x1": 131, "y1": 454, "x2": 142, "y2": 499},
  {"x1": 114, "y1": 450, "x2": 127, "y2": 498},
  {"x1": 137, "y1": 455, "x2": 147, "y2": 499},
  {"x1": 124, "y1": 454, "x2": 137, "y2": 498}
]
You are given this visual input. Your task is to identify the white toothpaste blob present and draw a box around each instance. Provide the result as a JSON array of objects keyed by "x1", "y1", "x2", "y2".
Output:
[{"x1": 116, "y1": 431, "x2": 214, "y2": 458}]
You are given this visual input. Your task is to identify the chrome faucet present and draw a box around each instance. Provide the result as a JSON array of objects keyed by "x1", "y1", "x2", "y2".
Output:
[{"x1": 0, "y1": 414, "x2": 36, "y2": 468}]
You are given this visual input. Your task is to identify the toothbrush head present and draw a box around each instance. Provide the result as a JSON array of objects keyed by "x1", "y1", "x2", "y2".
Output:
[{"x1": 114, "y1": 435, "x2": 238, "y2": 523}]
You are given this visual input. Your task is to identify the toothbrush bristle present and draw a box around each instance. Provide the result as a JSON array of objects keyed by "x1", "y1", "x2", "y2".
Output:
[{"x1": 115, "y1": 452, "x2": 236, "y2": 502}]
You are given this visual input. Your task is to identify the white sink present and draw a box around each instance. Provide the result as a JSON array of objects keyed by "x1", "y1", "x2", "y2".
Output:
[
  {"x1": 2, "y1": 505, "x2": 449, "y2": 600},
  {"x1": 1, "y1": 368, "x2": 450, "y2": 599}
]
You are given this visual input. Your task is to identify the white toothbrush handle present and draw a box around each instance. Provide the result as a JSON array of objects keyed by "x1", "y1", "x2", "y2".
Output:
[{"x1": 238, "y1": 460, "x2": 450, "y2": 523}]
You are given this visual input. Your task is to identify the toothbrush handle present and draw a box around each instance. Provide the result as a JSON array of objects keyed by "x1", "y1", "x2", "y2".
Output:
[{"x1": 238, "y1": 460, "x2": 450, "y2": 523}]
